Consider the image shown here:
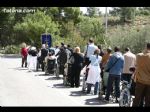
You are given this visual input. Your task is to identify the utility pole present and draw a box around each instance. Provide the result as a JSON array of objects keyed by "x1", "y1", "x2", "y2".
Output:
[{"x1": 105, "y1": 7, "x2": 108, "y2": 36}]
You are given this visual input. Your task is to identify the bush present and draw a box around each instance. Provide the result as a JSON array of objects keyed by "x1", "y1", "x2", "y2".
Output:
[
  {"x1": 4, "y1": 45, "x2": 20, "y2": 54},
  {"x1": 109, "y1": 25, "x2": 150, "y2": 54}
]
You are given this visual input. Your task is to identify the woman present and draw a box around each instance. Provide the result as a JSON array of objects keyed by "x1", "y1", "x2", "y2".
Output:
[
  {"x1": 86, "y1": 49, "x2": 102, "y2": 95},
  {"x1": 21, "y1": 42, "x2": 28, "y2": 68},
  {"x1": 70, "y1": 47, "x2": 84, "y2": 88}
]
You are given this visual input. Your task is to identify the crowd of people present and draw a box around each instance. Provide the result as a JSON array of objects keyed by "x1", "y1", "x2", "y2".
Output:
[{"x1": 20, "y1": 38, "x2": 150, "y2": 107}]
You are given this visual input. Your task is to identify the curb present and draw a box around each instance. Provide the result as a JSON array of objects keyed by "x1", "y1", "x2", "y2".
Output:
[{"x1": 0, "y1": 54, "x2": 21, "y2": 58}]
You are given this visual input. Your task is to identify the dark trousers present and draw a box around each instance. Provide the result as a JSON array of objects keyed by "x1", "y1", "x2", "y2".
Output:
[
  {"x1": 121, "y1": 73, "x2": 132, "y2": 82},
  {"x1": 105, "y1": 74, "x2": 121, "y2": 100},
  {"x1": 87, "y1": 82, "x2": 99, "y2": 95},
  {"x1": 132, "y1": 82, "x2": 150, "y2": 107},
  {"x1": 70, "y1": 66, "x2": 81, "y2": 87},
  {"x1": 22, "y1": 56, "x2": 27, "y2": 67}
]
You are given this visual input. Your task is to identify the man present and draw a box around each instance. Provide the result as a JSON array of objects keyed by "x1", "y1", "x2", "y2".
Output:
[
  {"x1": 122, "y1": 47, "x2": 136, "y2": 82},
  {"x1": 84, "y1": 38, "x2": 98, "y2": 66},
  {"x1": 132, "y1": 43, "x2": 150, "y2": 107},
  {"x1": 105, "y1": 46, "x2": 124, "y2": 103},
  {"x1": 40, "y1": 44, "x2": 48, "y2": 71},
  {"x1": 100, "y1": 47, "x2": 112, "y2": 95}
]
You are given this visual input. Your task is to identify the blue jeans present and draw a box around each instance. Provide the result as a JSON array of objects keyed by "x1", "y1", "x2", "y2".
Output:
[
  {"x1": 87, "y1": 82, "x2": 99, "y2": 95},
  {"x1": 105, "y1": 74, "x2": 121, "y2": 100}
]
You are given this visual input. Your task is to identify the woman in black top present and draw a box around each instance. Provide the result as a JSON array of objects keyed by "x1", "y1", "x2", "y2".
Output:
[{"x1": 70, "y1": 47, "x2": 84, "y2": 88}]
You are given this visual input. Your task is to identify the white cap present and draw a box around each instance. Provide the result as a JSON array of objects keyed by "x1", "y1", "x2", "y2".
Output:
[{"x1": 31, "y1": 47, "x2": 36, "y2": 50}]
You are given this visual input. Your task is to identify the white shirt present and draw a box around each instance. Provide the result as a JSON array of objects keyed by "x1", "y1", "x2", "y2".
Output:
[
  {"x1": 84, "y1": 43, "x2": 98, "y2": 58},
  {"x1": 123, "y1": 51, "x2": 136, "y2": 74}
]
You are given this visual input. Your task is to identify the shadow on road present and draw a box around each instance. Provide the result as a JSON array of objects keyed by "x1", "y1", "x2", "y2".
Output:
[
  {"x1": 69, "y1": 90, "x2": 87, "y2": 96},
  {"x1": 45, "y1": 77, "x2": 63, "y2": 80},
  {"x1": 35, "y1": 74, "x2": 52, "y2": 76},
  {"x1": 84, "y1": 97, "x2": 109, "y2": 106},
  {"x1": 52, "y1": 83, "x2": 71, "y2": 89},
  {"x1": 11, "y1": 67, "x2": 28, "y2": 71}
]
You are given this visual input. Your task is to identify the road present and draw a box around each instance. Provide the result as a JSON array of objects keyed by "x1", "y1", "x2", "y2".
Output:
[{"x1": 0, "y1": 55, "x2": 119, "y2": 107}]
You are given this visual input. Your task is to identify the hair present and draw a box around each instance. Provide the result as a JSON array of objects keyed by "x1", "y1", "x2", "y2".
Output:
[
  {"x1": 98, "y1": 45, "x2": 102, "y2": 49},
  {"x1": 49, "y1": 52, "x2": 52, "y2": 56},
  {"x1": 67, "y1": 44, "x2": 71, "y2": 48},
  {"x1": 89, "y1": 38, "x2": 94, "y2": 43},
  {"x1": 42, "y1": 44, "x2": 46, "y2": 48},
  {"x1": 74, "y1": 47, "x2": 81, "y2": 53},
  {"x1": 125, "y1": 47, "x2": 130, "y2": 52},
  {"x1": 21, "y1": 42, "x2": 26, "y2": 48},
  {"x1": 107, "y1": 47, "x2": 112, "y2": 53},
  {"x1": 94, "y1": 49, "x2": 100, "y2": 59},
  {"x1": 114, "y1": 46, "x2": 120, "y2": 52},
  {"x1": 147, "y1": 43, "x2": 150, "y2": 50}
]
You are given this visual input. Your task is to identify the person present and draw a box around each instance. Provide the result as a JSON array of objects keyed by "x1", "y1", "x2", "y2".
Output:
[
  {"x1": 28, "y1": 46, "x2": 38, "y2": 72},
  {"x1": 21, "y1": 42, "x2": 28, "y2": 68},
  {"x1": 86, "y1": 49, "x2": 102, "y2": 95},
  {"x1": 98, "y1": 45, "x2": 104, "y2": 57},
  {"x1": 122, "y1": 47, "x2": 136, "y2": 83},
  {"x1": 39, "y1": 44, "x2": 48, "y2": 71},
  {"x1": 132, "y1": 43, "x2": 150, "y2": 107},
  {"x1": 83, "y1": 38, "x2": 98, "y2": 67},
  {"x1": 56, "y1": 46, "x2": 67, "y2": 76},
  {"x1": 100, "y1": 47, "x2": 112, "y2": 95},
  {"x1": 105, "y1": 46, "x2": 124, "y2": 103},
  {"x1": 70, "y1": 47, "x2": 84, "y2": 88}
]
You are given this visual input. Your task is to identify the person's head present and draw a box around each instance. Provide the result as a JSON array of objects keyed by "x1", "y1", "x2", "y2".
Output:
[
  {"x1": 31, "y1": 46, "x2": 36, "y2": 51},
  {"x1": 98, "y1": 45, "x2": 102, "y2": 50},
  {"x1": 42, "y1": 44, "x2": 46, "y2": 49},
  {"x1": 89, "y1": 38, "x2": 94, "y2": 43},
  {"x1": 125, "y1": 47, "x2": 130, "y2": 52},
  {"x1": 67, "y1": 44, "x2": 71, "y2": 48},
  {"x1": 61, "y1": 42, "x2": 64, "y2": 46},
  {"x1": 64, "y1": 45, "x2": 67, "y2": 49},
  {"x1": 107, "y1": 47, "x2": 112, "y2": 54},
  {"x1": 55, "y1": 45, "x2": 59, "y2": 48},
  {"x1": 146, "y1": 43, "x2": 150, "y2": 50},
  {"x1": 21, "y1": 42, "x2": 26, "y2": 48},
  {"x1": 74, "y1": 47, "x2": 81, "y2": 53},
  {"x1": 48, "y1": 52, "x2": 52, "y2": 56},
  {"x1": 114, "y1": 46, "x2": 120, "y2": 52},
  {"x1": 94, "y1": 49, "x2": 100, "y2": 55}
]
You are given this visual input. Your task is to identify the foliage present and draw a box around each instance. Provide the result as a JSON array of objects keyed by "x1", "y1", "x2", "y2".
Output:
[
  {"x1": 86, "y1": 7, "x2": 101, "y2": 17},
  {"x1": 109, "y1": 25, "x2": 150, "y2": 54},
  {"x1": 4, "y1": 45, "x2": 20, "y2": 54},
  {"x1": 78, "y1": 16, "x2": 105, "y2": 41},
  {"x1": 14, "y1": 10, "x2": 60, "y2": 48}
]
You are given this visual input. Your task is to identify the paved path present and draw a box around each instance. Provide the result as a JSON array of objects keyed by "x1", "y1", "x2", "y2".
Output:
[{"x1": 0, "y1": 56, "x2": 119, "y2": 107}]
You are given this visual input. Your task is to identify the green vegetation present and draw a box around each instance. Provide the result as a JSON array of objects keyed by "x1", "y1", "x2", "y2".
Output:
[{"x1": 0, "y1": 7, "x2": 150, "y2": 54}]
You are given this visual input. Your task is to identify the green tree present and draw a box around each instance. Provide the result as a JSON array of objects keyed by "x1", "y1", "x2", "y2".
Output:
[
  {"x1": 14, "y1": 10, "x2": 60, "y2": 47},
  {"x1": 87, "y1": 7, "x2": 101, "y2": 17},
  {"x1": 120, "y1": 7, "x2": 136, "y2": 23},
  {"x1": 78, "y1": 16, "x2": 105, "y2": 44}
]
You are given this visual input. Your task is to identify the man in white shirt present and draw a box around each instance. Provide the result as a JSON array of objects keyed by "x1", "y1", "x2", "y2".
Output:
[
  {"x1": 84, "y1": 38, "x2": 98, "y2": 66},
  {"x1": 122, "y1": 47, "x2": 136, "y2": 82}
]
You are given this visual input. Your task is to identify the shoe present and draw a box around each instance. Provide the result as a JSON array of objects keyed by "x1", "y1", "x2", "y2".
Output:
[
  {"x1": 115, "y1": 98, "x2": 119, "y2": 103},
  {"x1": 104, "y1": 97, "x2": 109, "y2": 102}
]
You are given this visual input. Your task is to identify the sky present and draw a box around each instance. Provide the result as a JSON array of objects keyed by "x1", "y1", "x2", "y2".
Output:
[{"x1": 80, "y1": 7, "x2": 113, "y2": 14}]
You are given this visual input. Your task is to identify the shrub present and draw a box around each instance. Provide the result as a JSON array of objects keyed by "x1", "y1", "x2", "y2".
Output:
[{"x1": 4, "y1": 45, "x2": 20, "y2": 54}]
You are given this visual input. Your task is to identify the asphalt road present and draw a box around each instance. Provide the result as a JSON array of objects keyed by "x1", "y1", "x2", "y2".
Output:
[{"x1": 0, "y1": 55, "x2": 119, "y2": 107}]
